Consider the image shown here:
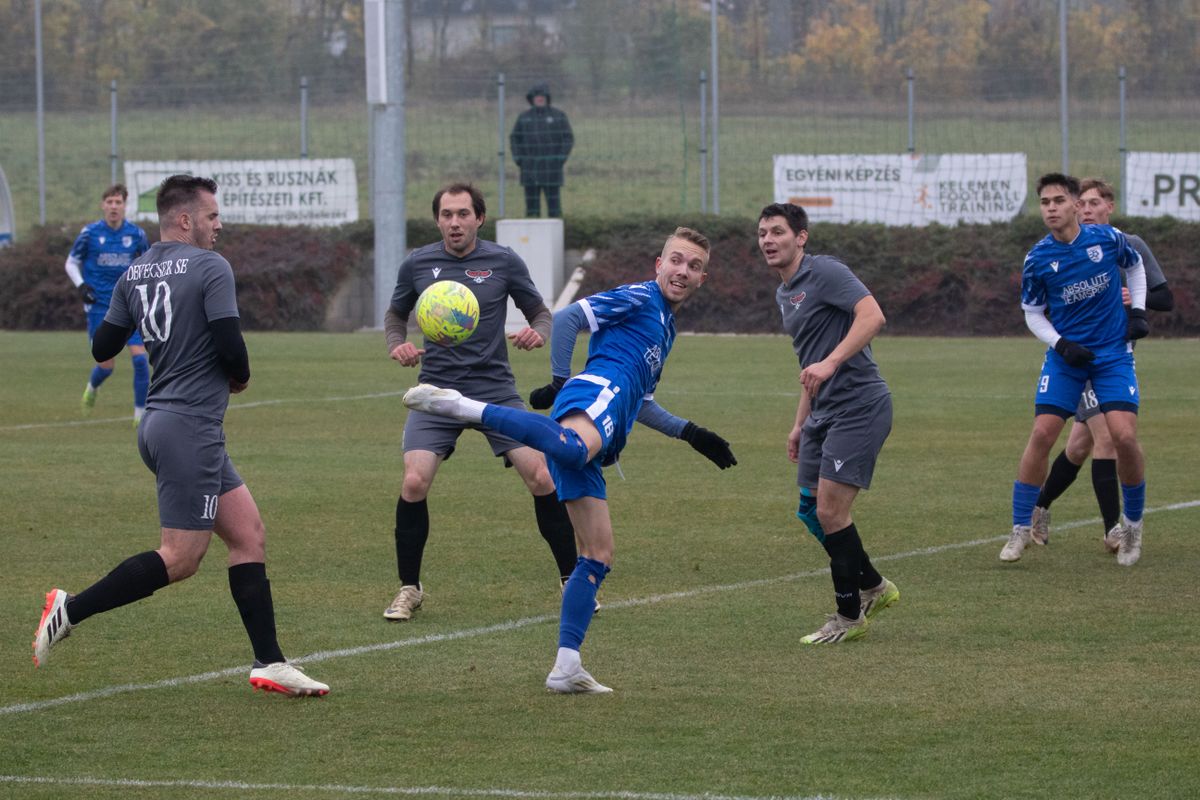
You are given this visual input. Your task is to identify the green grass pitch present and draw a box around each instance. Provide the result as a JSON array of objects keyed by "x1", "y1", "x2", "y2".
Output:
[{"x1": 2, "y1": 331, "x2": 1198, "y2": 800}]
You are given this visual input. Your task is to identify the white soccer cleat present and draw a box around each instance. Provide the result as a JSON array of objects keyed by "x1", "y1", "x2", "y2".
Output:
[
  {"x1": 249, "y1": 662, "x2": 329, "y2": 697},
  {"x1": 800, "y1": 611, "x2": 868, "y2": 644},
  {"x1": 33, "y1": 589, "x2": 72, "y2": 667},
  {"x1": 383, "y1": 584, "x2": 424, "y2": 621},
  {"x1": 1030, "y1": 506, "x2": 1051, "y2": 546},
  {"x1": 1103, "y1": 523, "x2": 1123, "y2": 554},
  {"x1": 1116, "y1": 516, "x2": 1143, "y2": 567},
  {"x1": 999, "y1": 525, "x2": 1032, "y2": 562},
  {"x1": 545, "y1": 664, "x2": 612, "y2": 694},
  {"x1": 403, "y1": 384, "x2": 465, "y2": 418}
]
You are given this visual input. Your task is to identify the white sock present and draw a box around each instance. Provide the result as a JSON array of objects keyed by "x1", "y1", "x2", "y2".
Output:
[
  {"x1": 554, "y1": 647, "x2": 581, "y2": 673},
  {"x1": 457, "y1": 397, "x2": 486, "y2": 422}
]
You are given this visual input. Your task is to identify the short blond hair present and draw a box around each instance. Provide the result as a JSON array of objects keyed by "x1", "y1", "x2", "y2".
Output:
[
  {"x1": 663, "y1": 226, "x2": 710, "y2": 255},
  {"x1": 1079, "y1": 177, "x2": 1115, "y2": 203}
]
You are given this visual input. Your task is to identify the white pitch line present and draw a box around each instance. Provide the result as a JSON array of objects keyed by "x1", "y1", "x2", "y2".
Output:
[
  {"x1": 0, "y1": 775, "x2": 862, "y2": 800},
  {"x1": 0, "y1": 390, "x2": 408, "y2": 431},
  {"x1": 4, "y1": 500, "x2": 1196, "y2": 718}
]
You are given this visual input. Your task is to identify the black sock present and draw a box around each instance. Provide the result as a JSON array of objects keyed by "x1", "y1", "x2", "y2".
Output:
[
  {"x1": 395, "y1": 496, "x2": 429, "y2": 586},
  {"x1": 859, "y1": 549, "x2": 883, "y2": 591},
  {"x1": 1091, "y1": 458, "x2": 1121, "y2": 531},
  {"x1": 533, "y1": 492, "x2": 578, "y2": 579},
  {"x1": 228, "y1": 562, "x2": 285, "y2": 665},
  {"x1": 822, "y1": 524, "x2": 863, "y2": 620},
  {"x1": 1038, "y1": 450, "x2": 1082, "y2": 508},
  {"x1": 66, "y1": 550, "x2": 169, "y2": 625}
]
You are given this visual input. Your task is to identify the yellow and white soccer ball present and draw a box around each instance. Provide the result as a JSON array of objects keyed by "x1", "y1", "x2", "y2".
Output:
[{"x1": 415, "y1": 280, "x2": 480, "y2": 346}]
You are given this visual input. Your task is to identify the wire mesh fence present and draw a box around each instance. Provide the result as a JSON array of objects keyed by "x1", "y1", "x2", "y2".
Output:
[{"x1": 1, "y1": 0, "x2": 1197, "y2": 238}]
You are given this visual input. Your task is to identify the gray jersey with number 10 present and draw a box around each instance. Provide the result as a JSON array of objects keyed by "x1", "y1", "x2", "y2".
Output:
[{"x1": 106, "y1": 240, "x2": 240, "y2": 421}]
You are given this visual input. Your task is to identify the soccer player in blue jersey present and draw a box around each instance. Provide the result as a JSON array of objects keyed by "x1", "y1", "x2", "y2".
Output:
[
  {"x1": 1030, "y1": 177, "x2": 1173, "y2": 552},
  {"x1": 65, "y1": 184, "x2": 151, "y2": 421},
  {"x1": 1001, "y1": 173, "x2": 1150, "y2": 566},
  {"x1": 403, "y1": 227, "x2": 737, "y2": 693}
]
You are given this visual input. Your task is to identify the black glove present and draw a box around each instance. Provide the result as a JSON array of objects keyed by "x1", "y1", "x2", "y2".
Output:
[
  {"x1": 681, "y1": 421, "x2": 737, "y2": 469},
  {"x1": 1054, "y1": 337, "x2": 1095, "y2": 368},
  {"x1": 1126, "y1": 308, "x2": 1150, "y2": 341},
  {"x1": 529, "y1": 375, "x2": 566, "y2": 410},
  {"x1": 78, "y1": 283, "x2": 97, "y2": 304}
]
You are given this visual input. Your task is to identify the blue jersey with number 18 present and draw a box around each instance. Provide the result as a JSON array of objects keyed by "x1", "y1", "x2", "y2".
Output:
[{"x1": 1020, "y1": 223, "x2": 1141, "y2": 354}]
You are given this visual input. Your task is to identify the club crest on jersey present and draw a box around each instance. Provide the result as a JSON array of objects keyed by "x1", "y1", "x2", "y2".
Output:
[
  {"x1": 789, "y1": 292, "x2": 807, "y2": 308},
  {"x1": 465, "y1": 269, "x2": 493, "y2": 283},
  {"x1": 122, "y1": 235, "x2": 133, "y2": 248},
  {"x1": 1087, "y1": 245, "x2": 1103, "y2": 263},
  {"x1": 644, "y1": 344, "x2": 662, "y2": 372}
]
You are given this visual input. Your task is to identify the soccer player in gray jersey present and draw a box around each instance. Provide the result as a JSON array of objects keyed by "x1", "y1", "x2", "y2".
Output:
[
  {"x1": 757, "y1": 203, "x2": 899, "y2": 644},
  {"x1": 1030, "y1": 177, "x2": 1172, "y2": 557},
  {"x1": 32, "y1": 175, "x2": 328, "y2": 697},
  {"x1": 381, "y1": 183, "x2": 578, "y2": 621}
]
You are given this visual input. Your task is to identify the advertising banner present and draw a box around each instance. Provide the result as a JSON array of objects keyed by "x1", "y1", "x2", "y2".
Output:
[
  {"x1": 1125, "y1": 152, "x2": 1200, "y2": 221},
  {"x1": 773, "y1": 153, "x2": 1026, "y2": 226},
  {"x1": 125, "y1": 159, "x2": 358, "y2": 227}
]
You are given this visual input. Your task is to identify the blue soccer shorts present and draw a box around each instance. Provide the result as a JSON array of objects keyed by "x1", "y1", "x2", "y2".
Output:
[
  {"x1": 88, "y1": 308, "x2": 144, "y2": 347},
  {"x1": 1036, "y1": 346, "x2": 1139, "y2": 416}
]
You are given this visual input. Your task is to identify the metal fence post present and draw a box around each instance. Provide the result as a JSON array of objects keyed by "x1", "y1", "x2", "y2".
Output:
[
  {"x1": 35, "y1": 0, "x2": 46, "y2": 224},
  {"x1": 498, "y1": 72, "x2": 506, "y2": 218},
  {"x1": 1059, "y1": 0, "x2": 1069, "y2": 173},
  {"x1": 709, "y1": 0, "x2": 720, "y2": 215},
  {"x1": 300, "y1": 76, "x2": 309, "y2": 158},
  {"x1": 1119, "y1": 65, "x2": 1127, "y2": 215},
  {"x1": 699, "y1": 70, "x2": 707, "y2": 213},
  {"x1": 906, "y1": 68, "x2": 915, "y2": 154},
  {"x1": 110, "y1": 79, "x2": 118, "y2": 184}
]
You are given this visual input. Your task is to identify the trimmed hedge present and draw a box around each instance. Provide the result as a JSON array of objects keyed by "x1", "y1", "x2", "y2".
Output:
[
  {"x1": 2, "y1": 215, "x2": 1197, "y2": 335},
  {"x1": 573, "y1": 214, "x2": 1200, "y2": 336},
  {"x1": 0, "y1": 222, "x2": 365, "y2": 331}
]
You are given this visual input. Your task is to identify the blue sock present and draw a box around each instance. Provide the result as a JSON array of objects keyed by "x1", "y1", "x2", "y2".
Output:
[
  {"x1": 89, "y1": 365, "x2": 114, "y2": 389},
  {"x1": 558, "y1": 557, "x2": 609, "y2": 650},
  {"x1": 131, "y1": 354, "x2": 149, "y2": 409},
  {"x1": 1121, "y1": 481, "x2": 1145, "y2": 522},
  {"x1": 796, "y1": 486, "x2": 825, "y2": 543},
  {"x1": 482, "y1": 405, "x2": 591, "y2": 470},
  {"x1": 1012, "y1": 480, "x2": 1040, "y2": 527}
]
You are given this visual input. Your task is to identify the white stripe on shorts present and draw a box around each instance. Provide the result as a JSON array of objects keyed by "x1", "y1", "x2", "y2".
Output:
[{"x1": 568, "y1": 373, "x2": 619, "y2": 420}]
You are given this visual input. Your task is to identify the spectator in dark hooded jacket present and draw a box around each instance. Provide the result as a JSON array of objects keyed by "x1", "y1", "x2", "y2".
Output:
[{"x1": 510, "y1": 84, "x2": 574, "y2": 218}]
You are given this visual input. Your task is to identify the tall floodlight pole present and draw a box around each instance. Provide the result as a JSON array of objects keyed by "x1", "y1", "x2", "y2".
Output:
[
  {"x1": 498, "y1": 73, "x2": 506, "y2": 217},
  {"x1": 1118, "y1": 66, "x2": 1127, "y2": 215},
  {"x1": 699, "y1": 71, "x2": 707, "y2": 213},
  {"x1": 710, "y1": 0, "x2": 720, "y2": 214},
  {"x1": 367, "y1": 0, "x2": 407, "y2": 328},
  {"x1": 35, "y1": 0, "x2": 46, "y2": 224},
  {"x1": 110, "y1": 80, "x2": 119, "y2": 184},
  {"x1": 1059, "y1": 0, "x2": 1069, "y2": 173}
]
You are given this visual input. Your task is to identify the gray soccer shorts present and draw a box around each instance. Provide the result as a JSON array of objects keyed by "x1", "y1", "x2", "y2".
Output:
[
  {"x1": 402, "y1": 396, "x2": 527, "y2": 460},
  {"x1": 1073, "y1": 381, "x2": 1103, "y2": 423},
  {"x1": 797, "y1": 392, "x2": 893, "y2": 490},
  {"x1": 137, "y1": 409, "x2": 243, "y2": 530}
]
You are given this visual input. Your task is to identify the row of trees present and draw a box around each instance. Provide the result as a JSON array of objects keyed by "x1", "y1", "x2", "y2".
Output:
[{"x1": 2, "y1": 0, "x2": 1197, "y2": 109}]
